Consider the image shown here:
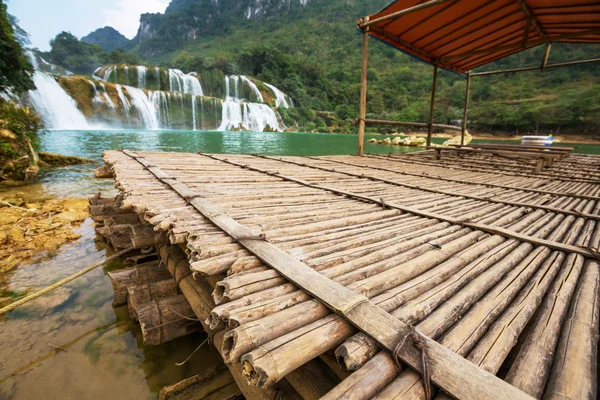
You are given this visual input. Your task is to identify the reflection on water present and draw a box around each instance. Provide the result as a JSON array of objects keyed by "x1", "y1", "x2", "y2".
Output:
[{"x1": 1, "y1": 129, "x2": 598, "y2": 400}]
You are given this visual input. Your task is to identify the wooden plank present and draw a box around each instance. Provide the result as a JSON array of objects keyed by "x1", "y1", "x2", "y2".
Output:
[{"x1": 121, "y1": 150, "x2": 534, "y2": 400}]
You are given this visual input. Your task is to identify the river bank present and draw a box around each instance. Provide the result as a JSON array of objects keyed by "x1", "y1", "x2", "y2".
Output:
[{"x1": 375, "y1": 130, "x2": 600, "y2": 144}]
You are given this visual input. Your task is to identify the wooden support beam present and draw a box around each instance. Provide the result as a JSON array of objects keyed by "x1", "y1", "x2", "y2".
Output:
[
  {"x1": 358, "y1": 18, "x2": 370, "y2": 157},
  {"x1": 427, "y1": 65, "x2": 438, "y2": 147},
  {"x1": 461, "y1": 72, "x2": 471, "y2": 146},
  {"x1": 121, "y1": 150, "x2": 534, "y2": 400}
]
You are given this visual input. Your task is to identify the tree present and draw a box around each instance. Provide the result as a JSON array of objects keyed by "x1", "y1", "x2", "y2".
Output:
[
  {"x1": 0, "y1": 0, "x2": 34, "y2": 95},
  {"x1": 48, "y1": 31, "x2": 107, "y2": 74}
]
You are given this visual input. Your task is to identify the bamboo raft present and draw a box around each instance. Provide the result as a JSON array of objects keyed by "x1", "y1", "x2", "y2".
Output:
[{"x1": 93, "y1": 149, "x2": 600, "y2": 400}]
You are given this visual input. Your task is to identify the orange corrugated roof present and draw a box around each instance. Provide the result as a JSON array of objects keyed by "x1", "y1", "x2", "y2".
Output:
[{"x1": 361, "y1": 0, "x2": 600, "y2": 75}]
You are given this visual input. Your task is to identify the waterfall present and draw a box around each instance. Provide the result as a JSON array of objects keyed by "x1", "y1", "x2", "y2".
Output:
[
  {"x1": 156, "y1": 67, "x2": 161, "y2": 89},
  {"x1": 126, "y1": 87, "x2": 159, "y2": 130},
  {"x1": 99, "y1": 83, "x2": 116, "y2": 111},
  {"x1": 150, "y1": 91, "x2": 170, "y2": 129},
  {"x1": 124, "y1": 66, "x2": 130, "y2": 86},
  {"x1": 26, "y1": 51, "x2": 40, "y2": 70},
  {"x1": 137, "y1": 66, "x2": 147, "y2": 89},
  {"x1": 244, "y1": 103, "x2": 284, "y2": 132},
  {"x1": 241, "y1": 76, "x2": 264, "y2": 102},
  {"x1": 116, "y1": 85, "x2": 131, "y2": 116},
  {"x1": 169, "y1": 69, "x2": 183, "y2": 93},
  {"x1": 265, "y1": 83, "x2": 290, "y2": 108},
  {"x1": 103, "y1": 66, "x2": 114, "y2": 82},
  {"x1": 169, "y1": 69, "x2": 204, "y2": 96},
  {"x1": 27, "y1": 71, "x2": 89, "y2": 129},
  {"x1": 93, "y1": 67, "x2": 102, "y2": 80},
  {"x1": 218, "y1": 100, "x2": 244, "y2": 131},
  {"x1": 88, "y1": 80, "x2": 103, "y2": 104},
  {"x1": 192, "y1": 96, "x2": 197, "y2": 130}
]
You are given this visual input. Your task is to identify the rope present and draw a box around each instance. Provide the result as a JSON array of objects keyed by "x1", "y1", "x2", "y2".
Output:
[
  {"x1": 0, "y1": 247, "x2": 133, "y2": 316},
  {"x1": 175, "y1": 338, "x2": 208, "y2": 366},
  {"x1": 393, "y1": 326, "x2": 431, "y2": 399}
]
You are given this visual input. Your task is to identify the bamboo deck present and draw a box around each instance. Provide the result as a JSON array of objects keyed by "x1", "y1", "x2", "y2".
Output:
[{"x1": 99, "y1": 149, "x2": 600, "y2": 400}]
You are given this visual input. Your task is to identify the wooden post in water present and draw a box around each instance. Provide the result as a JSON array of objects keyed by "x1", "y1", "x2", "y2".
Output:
[
  {"x1": 358, "y1": 17, "x2": 370, "y2": 156},
  {"x1": 427, "y1": 64, "x2": 438, "y2": 147},
  {"x1": 461, "y1": 71, "x2": 471, "y2": 146}
]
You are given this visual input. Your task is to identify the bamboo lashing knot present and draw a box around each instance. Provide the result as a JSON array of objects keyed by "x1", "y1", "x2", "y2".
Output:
[
  {"x1": 393, "y1": 326, "x2": 431, "y2": 400},
  {"x1": 237, "y1": 232, "x2": 271, "y2": 243},
  {"x1": 380, "y1": 197, "x2": 387, "y2": 210},
  {"x1": 166, "y1": 307, "x2": 202, "y2": 322},
  {"x1": 184, "y1": 194, "x2": 203, "y2": 206},
  {"x1": 582, "y1": 246, "x2": 600, "y2": 261}
]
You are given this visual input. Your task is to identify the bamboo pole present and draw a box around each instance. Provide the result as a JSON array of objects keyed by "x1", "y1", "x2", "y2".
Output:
[
  {"x1": 358, "y1": 17, "x2": 369, "y2": 157},
  {"x1": 544, "y1": 259, "x2": 599, "y2": 400},
  {"x1": 119, "y1": 150, "x2": 532, "y2": 400}
]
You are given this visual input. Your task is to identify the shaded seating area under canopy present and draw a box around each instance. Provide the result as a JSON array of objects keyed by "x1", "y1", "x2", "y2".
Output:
[{"x1": 355, "y1": 0, "x2": 600, "y2": 154}]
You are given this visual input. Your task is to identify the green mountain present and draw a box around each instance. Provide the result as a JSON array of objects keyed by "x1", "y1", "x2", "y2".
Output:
[
  {"x1": 80, "y1": 0, "x2": 600, "y2": 134},
  {"x1": 82, "y1": 26, "x2": 132, "y2": 53}
]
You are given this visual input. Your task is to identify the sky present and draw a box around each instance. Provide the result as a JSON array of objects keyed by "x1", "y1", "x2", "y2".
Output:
[{"x1": 7, "y1": 0, "x2": 170, "y2": 51}]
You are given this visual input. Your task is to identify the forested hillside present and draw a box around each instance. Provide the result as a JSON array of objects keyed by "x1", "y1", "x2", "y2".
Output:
[{"x1": 76, "y1": 0, "x2": 600, "y2": 134}]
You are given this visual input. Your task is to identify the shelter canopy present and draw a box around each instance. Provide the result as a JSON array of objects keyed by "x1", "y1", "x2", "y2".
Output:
[{"x1": 360, "y1": 0, "x2": 600, "y2": 75}]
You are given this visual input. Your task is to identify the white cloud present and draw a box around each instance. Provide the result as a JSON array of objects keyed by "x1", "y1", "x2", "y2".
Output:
[{"x1": 103, "y1": 0, "x2": 170, "y2": 38}]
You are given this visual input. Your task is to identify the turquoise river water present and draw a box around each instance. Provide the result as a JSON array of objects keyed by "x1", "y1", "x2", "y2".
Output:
[{"x1": 0, "y1": 129, "x2": 598, "y2": 400}]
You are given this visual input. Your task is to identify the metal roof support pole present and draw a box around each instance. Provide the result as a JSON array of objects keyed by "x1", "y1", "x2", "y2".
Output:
[
  {"x1": 461, "y1": 71, "x2": 471, "y2": 146},
  {"x1": 358, "y1": 18, "x2": 370, "y2": 156},
  {"x1": 360, "y1": 0, "x2": 452, "y2": 28},
  {"x1": 541, "y1": 43, "x2": 552, "y2": 68},
  {"x1": 427, "y1": 64, "x2": 438, "y2": 147}
]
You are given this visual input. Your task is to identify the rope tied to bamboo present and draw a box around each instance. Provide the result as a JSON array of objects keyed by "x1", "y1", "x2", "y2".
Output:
[
  {"x1": 184, "y1": 194, "x2": 203, "y2": 206},
  {"x1": 393, "y1": 326, "x2": 431, "y2": 400},
  {"x1": 237, "y1": 232, "x2": 271, "y2": 243}
]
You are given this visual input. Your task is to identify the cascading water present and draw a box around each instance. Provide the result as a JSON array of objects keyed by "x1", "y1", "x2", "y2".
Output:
[
  {"x1": 137, "y1": 66, "x2": 147, "y2": 89},
  {"x1": 99, "y1": 83, "x2": 116, "y2": 109},
  {"x1": 22, "y1": 58, "x2": 292, "y2": 131},
  {"x1": 219, "y1": 75, "x2": 285, "y2": 131},
  {"x1": 25, "y1": 52, "x2": 89, "y2": 130},
  {"x1": 116, "y1": 85, "x2": 131, "y2": 116},
  {"x1": 126, "y1": 87, "x2": 160, "y2": 130},
  {"x1": 243, "y1": 103, "x2": 282, "y2": 132},
  {"x1": 168, "y1": 69, "x2": 204, "y2": 96},
  {"x1": 27, "y1": 72, "x2": 90, "y2": 129},
  {"x1": 103, "y1": 66, "x2": 114, "y2": 82},
  {"x1": 241, "y1": 76, "x2": 264, "y2": 103},
  {"x1": 264, "y1": 83, "x2": 291, "y2": 108}
]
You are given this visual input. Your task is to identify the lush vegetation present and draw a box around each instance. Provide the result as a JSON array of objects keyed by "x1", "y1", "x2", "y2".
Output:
[
  {"x1": 122, "y1": 0, "x2": 599, "y2": 135},
  {"x1": 0, "y1": 99, "x2": 44, "y2": 181},
  {"x1": 45, "y1": 32, "x2": 142, "y2": 75},
  {"x1": 0, "y1": 0, "x2": 34, "y2": 95},
  {"x1": 0, "y1": 0, "x2": 44, "y2": 181}
]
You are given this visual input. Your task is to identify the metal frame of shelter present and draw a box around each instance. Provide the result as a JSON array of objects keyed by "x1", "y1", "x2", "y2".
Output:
[{"x1": 356, "y1": 0, "x2": 600, "y2": 155}]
